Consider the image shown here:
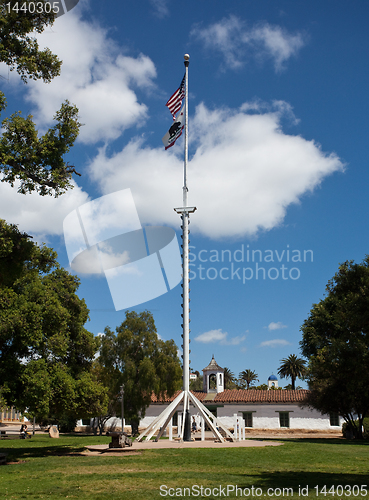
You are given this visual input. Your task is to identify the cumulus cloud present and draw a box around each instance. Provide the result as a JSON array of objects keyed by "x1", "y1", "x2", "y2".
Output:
[
  {"x1": 1, "y1": 9, "x2": 341, "y2": 243},
  {"x1": 260, "y1": 339, "x2": 291, "y2": 348},
  {"x1": 3, "y1": 99, "x2": 343, "y2": 240},
  {"x1": 0, "y1": 178, "x2": 89, "y2": 239},
  {"x1": 191, "y1": 15, "x2": 305, "y2": 72},
  {"x1": 267, "y1": 322, "x2": 288, "y2": 331},
  {"x1": 0, "y1": 6, "x2": 157, "y2": 238},
  {"x1": 194, "y1": 329, "x2": 246, "y2": 345},
  {"x1": 25, "y1": 8, "x2": 156, "y2": 143},
  {"x1": 90, "y1": 101, "x2": 344, "y2": 240}
]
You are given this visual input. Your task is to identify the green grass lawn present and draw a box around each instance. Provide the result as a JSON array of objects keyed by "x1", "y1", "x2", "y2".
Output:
[{"x1": 0, "y1": 434, "x2": 368, "y2": 499}]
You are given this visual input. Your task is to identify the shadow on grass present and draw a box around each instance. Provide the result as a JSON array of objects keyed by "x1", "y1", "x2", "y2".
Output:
[
  {"x1": 236, "y1": 471, "x2": 369, "y2": 495},
  {"x1": 0, "y1": 444, "x2": 87, "y2": 461},
  {"x1": 0, "y1": 434, "x2": 110, "y2": 461},
  {"x1": 249, "y1": 437, "x2": 369, "y2": 446}
]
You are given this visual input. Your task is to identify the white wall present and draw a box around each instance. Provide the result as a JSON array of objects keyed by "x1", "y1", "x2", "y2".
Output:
[
  {"x1": 140, "y1": 403, "x2": 342, "y2": 431},
  {"x1": 77, "y1": 403, "x2": 343, "y2": 432}
]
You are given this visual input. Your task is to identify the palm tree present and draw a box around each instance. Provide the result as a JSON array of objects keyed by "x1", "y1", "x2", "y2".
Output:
[
  {"x1": 223, "y1": 367, "x2": 235, "y2": 389},
  {"x1": 277, "y1": 354, "x2": 306, "y2": 390},
  {"x1": 239, "y1": 369, "x2": 259, "y2": 389}
]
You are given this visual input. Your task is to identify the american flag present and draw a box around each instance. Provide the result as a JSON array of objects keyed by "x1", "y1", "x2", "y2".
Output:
[{"x1": 165, "y1": 73, "x2": 185, "y2": 119}]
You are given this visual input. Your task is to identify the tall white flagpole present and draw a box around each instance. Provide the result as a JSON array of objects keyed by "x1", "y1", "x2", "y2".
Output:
[
  {"x1": 180, "y1": 53, "x2": 193, "y2": 440},
  {"x1": 183, "y1": 54, "x2": 189, "y2": 207},
  {"x1": 136, "y1": 54, "x2": 235, "y2": 444}
]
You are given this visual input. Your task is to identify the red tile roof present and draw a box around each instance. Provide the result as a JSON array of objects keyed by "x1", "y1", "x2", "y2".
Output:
[
  {"x1": 150, "y1": 389, "x2": 309, "y2": 404},
  {"x1": 214, "y1": 389, "x2": 309, "y2": 403},
  {"x1": 150, "y1": 390, "x2": 207, "y2": 403}
]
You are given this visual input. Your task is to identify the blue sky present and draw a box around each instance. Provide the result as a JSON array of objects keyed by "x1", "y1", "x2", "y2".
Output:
[{"x1": 1, "y1": 0, "x2": 369, "y2": 388}]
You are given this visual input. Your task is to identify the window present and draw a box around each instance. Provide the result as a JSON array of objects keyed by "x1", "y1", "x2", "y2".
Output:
[
  {"x1": 206, "y1": 407, "x2": 218, "y2": 418},
  {"x1": 279, "y1": 412, "x2": 290, "y2": 428},
  {"x1": 330, "y1": 413, "x2": 340, "y2": 426},
  {"x1": 242, "y1": 412, "x2": 253, "y2": 428},
  {"x1": 82, "y1": 419, "x2": 90, "y2": 426}
]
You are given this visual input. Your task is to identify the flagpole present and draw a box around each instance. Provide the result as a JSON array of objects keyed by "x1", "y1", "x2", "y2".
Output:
[
  {"x1": 181, "y1": 53, "x2": 191, "y2": 440},
  {"x1": 183, "y1": 54, "x2": 189, "y2": 207},
  {"x1": 136, "y1": 55, "x2": 235, "y2": 445}
]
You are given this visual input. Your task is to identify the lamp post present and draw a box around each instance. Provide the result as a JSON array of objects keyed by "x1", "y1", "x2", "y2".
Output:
[{"x1": 120, "y1": 385, "x2": 125, "y2": 433}]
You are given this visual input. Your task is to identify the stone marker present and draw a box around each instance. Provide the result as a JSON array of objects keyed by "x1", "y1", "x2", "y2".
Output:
[
  {"x1": 49, "y1": 426, "x2": 59, "y2": 439},
  {"x1": 108, "y1": 432, "x2": 132, "y2": 448}
]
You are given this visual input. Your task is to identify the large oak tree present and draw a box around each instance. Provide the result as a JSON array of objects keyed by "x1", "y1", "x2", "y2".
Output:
[
  {"x1": 0, "y1": 220, "x2": 108, "y2": 422},
  {"x1": 300, "y1": 257, "x2": 369, "y2": 439}
]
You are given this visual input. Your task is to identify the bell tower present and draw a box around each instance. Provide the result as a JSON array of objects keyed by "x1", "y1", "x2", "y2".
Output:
[{"x1": 203, "y1": 356, "x2": 224, "y2": 394}]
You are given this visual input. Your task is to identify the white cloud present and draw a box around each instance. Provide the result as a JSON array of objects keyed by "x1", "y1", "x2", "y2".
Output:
[
  {"x1": 0, "y1": 10, "x2": 341, "y2": 243},
  {"x1": 260, "y1": 339, "x2": 291, "y2": 348},
  {"x1": 194, "y1": 329, "x2": 246, "y2": 345},
  {"x1": 0, "y1": 178, "x2": 89, "y2": 239},
  {"x1": 25, "y1": 8, "x2": 156, "y2": 143},
  {"x1": 191, "y1": 15, "x2": 306, "y2": 72},
  {"x1": 267, "y1": 322, "x2": 287, "y2": 331},
  {"x1": 150, "y1": 0, "x2": 169, "y2": 18},
  {"x1": 90, "y1": 101, "x2": 344, "y2": 240},
  {"x1": 195, "y1": 329, "x2": 227, "y2": 343},
  {"x1": 0, "y1": 7, "x2": 158, "y2": 238},
  {"x1": 3, "y1": 99, "x2": 342, "y2": 241},
  {"x1": 226, "y1": 335, "x2": 247, "y2": 346}
]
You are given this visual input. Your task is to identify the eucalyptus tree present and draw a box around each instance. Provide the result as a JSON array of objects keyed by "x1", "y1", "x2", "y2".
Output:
[{"x1": 98, "y1": 311, "x2": 182, "y2": 435}]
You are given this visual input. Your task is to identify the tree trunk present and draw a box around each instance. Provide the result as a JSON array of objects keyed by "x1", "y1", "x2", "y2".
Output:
[
  {"x1": 131, "y1": 419, "x2": 139, "y2": 436},
  {"x1": 92, "y1": 418, "x2": 98, "y2": 436},
  {"x1": 357, "y1": 416, "x2": 364, "y2": 440}
]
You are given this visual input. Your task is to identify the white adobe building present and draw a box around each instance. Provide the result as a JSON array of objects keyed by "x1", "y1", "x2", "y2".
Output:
[
  {"x1": 141, "y1": 357, "x2": 343, "y2": 432},
  {"x1": 78, "y1": 356, "x2": 343, "y2": 433}
]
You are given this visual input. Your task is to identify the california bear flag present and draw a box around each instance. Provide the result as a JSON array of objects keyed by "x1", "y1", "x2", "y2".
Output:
[{"x1": 162, "y1": 105, "x2": 185, "y2": 150}]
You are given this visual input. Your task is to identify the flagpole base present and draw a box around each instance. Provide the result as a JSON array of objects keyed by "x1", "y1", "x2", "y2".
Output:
[{"x1": 136, "y1": 391, "x2": 235, "y2": 443}]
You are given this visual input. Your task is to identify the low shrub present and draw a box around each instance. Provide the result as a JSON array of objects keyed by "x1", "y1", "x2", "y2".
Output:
[{"x1": 342, "y1": 417, "x2": 369, "y2": 439}]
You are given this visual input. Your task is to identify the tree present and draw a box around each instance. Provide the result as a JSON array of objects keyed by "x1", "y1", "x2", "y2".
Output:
[
  {"x1": 89, "y1": 361, "x2": 119, "y2": 435},
  {"x1": 0, "y1": 220, "x2": 107, "y2": 423},
  {"x1": 0, "y1": 5, "x2": 89, "y2": 425},
  {"x1": 98, "y1": 311, "x2": 182, "y2": 435},
  {"x1": 239, "y1": 369, "x2": 259, "y2": 389},
  {"x1": 0, "y1": 2, "x2": 81, "y2": 196},
  {"x1": 0, "y1": 385, "x2": 7, "y2": 410},
  {"x1": 283, "y1": 384, "x2": 302, "y2": 390},
  {"x1": 277, "y1": 354, "x2": 306, "y2": 390},
  {"x1": 300, "y1": 257, "x2": 369, "y2": 439},
  {"x1": 223, "y1": 367, "x2": 237, "y2": 389},
  {"x1": 253, "y1": 384, "x2": 268, "y2": 390},
  {"x1": 189, "y1": 371, "x2": 203, "y2": 391}
]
